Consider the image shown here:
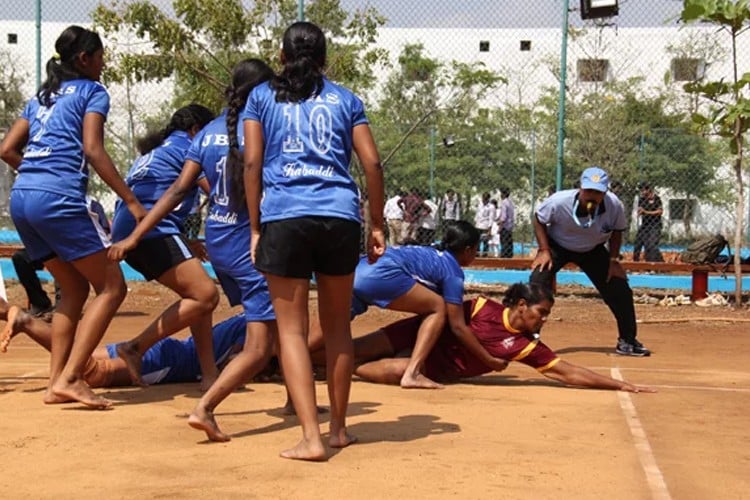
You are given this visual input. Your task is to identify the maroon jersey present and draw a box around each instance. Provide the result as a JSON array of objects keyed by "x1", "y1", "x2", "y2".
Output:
[{"x1": 384, "y1": 297, "x2": 559, "y2": 381}]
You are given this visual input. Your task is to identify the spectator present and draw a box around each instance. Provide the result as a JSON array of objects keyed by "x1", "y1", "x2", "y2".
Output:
[
  {"x1": 438, "y1": 188, "x2": 462, "y2": 233},
  {"x1": 488, "y1": 199, "x2": 500, "y2": 257},
  {"x1": 633, "y1": 182, "x2": 664, "y2": 262},
  {"x1": 384, "y1": 189, "x2": 405, "y2": 246},
  {"x1": 498, "y1": 186, "x2": 515, "y2": 258},
  {"x1": 530, "y1": 166, "x2": 650, "y2": 357},
  {"x1": 474, "y1": 192, "x2": 494, "y2": 256},
  {"x1": 398, "y1": 187, "x2": 430, "y2": 243},
  {"x1": 417, "y1": 197, "x2": 439, "y2": 246}
]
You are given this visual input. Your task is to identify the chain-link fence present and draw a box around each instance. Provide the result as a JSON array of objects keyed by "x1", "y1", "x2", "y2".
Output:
[{"x1": 1, "y1": 0, "x2": 748, "y2": 258}]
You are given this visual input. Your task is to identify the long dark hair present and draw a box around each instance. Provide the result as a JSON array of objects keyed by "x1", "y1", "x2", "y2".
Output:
[
  {"x1": 38, "y1": 25, "x2": 103, "y2": 107},
  {"x1": 270, "y1": 21, "x2": 326, "y2": 103},
  {"x1": 136, "y1": 104, "x2": 215, "y2": 155},
  {"x1": 502, "y1": 282, "x2": 554, "y2": 308},
  {"x1": 437, "y1": 220, "x2": 480, "y2": 255},
  {"x1": 225, "y1": 58, "x2": 274, "y2": 207}
]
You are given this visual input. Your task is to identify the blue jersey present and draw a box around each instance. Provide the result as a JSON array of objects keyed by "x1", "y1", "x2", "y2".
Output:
[
  {"x1": 106, "y1": 314, "x2": 247, "y2": 384},
  {"x1": 12, "y1": 79, "x2": 110, "y2": 200},
  {"x1": 241, "y1": 78, "x2": 367, "y2": 224},
  {"x1": 111, "y1": 130, "x2": 199, "y2": 241},
  {"x1": 185, "y1": 112, "x2": 250, "y2": 269},
  {"x1": 354, "y1": 246, "x2": 466, "y2": 307}
]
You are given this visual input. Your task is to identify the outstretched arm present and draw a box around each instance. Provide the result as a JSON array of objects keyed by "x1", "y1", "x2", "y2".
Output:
[{"x1": 543, "y1": 360, "x2": 655, "y2": 393}]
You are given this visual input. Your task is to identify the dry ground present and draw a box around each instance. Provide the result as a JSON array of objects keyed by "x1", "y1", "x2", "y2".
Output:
[{"x1": 1, "y1": 281, "x2": 748, "y2": 499}]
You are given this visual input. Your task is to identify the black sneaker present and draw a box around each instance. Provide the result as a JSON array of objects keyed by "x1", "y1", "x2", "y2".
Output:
[{"x1": 615, "y1": 339, "x2": 651, "y2": 357}]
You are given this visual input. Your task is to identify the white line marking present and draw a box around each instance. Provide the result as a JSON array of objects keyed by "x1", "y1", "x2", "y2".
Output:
[
  {"x1": 611, "y1": 367, "x2": 672, "y2": 500},
  {"x1": 648, "y1": 384, "x2": 750, "y2": 393},
  {"x1": 591, "y1": 366, "x2": 748, "y2": 376}
]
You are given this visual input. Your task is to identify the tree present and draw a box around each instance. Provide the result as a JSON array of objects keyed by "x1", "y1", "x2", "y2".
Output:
[
  {"x1": 681, "y1": 0, "x2": 750, "y2": 304},
  {"x1": 367, "y1": 43, "x2": 507, "y2": 208},
  {"x1": 92, "y1": 0, "x2": 388, "y2": 110},
  {"x1": 0, "y1": 49, "x2": 27, "y2": 219}
]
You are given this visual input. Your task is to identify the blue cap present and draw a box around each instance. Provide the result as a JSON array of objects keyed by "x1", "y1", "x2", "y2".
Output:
[{"x1": 580, "y1": 167, "x2": 609, "y2": 192}]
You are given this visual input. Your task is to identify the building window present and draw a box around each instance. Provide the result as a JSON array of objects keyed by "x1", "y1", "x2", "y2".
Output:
[
  {"x1": 479, "y1": 41, "x2": 490, "y2": 52},
  {"x1": 668, "y1": 199, "x2": 697, "y2": 222},
  {"x1": 520, "y1": 40, "x2": 531, "y2": 51},
  {"x1": 671, "y1": 58, "x2": 705, "y2": 81},
  {"x1": 577, "y1": 58, "x2": 610, "y2": 82},
  {"x1": 7, "y1": 33, "x2": 18, "y2": 44}
]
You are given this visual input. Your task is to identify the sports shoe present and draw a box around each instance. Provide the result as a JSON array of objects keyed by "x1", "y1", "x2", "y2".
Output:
[
  {"x1": 615, "y1": 338, "x2": 651, "y2": 357},
  {"x1": 675, "y1": 294, "x2": 691, "y2": 305},
  {"x1": 694, "y1": 293, "x2": 728, "y2": 307}
]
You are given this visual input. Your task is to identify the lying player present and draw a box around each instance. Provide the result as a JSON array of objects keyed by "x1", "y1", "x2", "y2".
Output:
[
  {"x1": 321, "y1": 283, "x2": 654, "y2": 392},
  {"x1": 0, "y1": 298, "x2": 246, "y2": 388}
]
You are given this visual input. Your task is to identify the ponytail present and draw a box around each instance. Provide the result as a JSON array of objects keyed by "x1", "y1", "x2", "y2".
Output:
[
  {"x1": 137, "y1": 103, "x2": 214, "y2": 155},
  {"x1": 271, "y1": 22, "x2": 326, "y2": 103}
]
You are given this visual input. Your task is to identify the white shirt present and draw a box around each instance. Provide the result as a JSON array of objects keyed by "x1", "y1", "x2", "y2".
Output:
[
  {"x1": 474, "y1": 201, "x2": 495, "y2": 230},
  {"x1": 384, "y1": 195, "x2": 403, "y2": 220},
  {"x1": 420, "y1": 199, "x2": 438, "y2": 230}
]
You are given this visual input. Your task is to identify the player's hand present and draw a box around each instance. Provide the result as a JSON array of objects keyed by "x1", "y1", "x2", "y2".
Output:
[
  {"x1": 188, "y1": 239, "x2": 208, "y2": 262},
  {"x1": 108, "y1": 236, "x2": 137, "y2": 261},
  {"x1": 367, "y1": 227, "x2": 386, "y2": 264},
  {"x1": 531, "y1": 249, "x2": 552, "y2": 272},
  {"x1": 250, "y1": 230, "x2": 260, "y2": 265},
  {"x1": 607, "y1": 260, "x2": 627, "y2": 282},
  {"x1": 487, "y1": 357, "x2": 509, "y2": 372},
  {"x1": 127, "y1": 200, "x2": 147, "y2": 223},
  {"x1": 620, "y1": 382, "x2": 657, "y2": 393}
]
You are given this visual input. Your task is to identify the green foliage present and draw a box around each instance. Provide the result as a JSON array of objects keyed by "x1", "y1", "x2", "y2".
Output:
[
  {"x1": 93, "y1": 0, "x2": 388, "y2": 111},
  {"x1": 0, "y1": 49, "x2": 26, "y2": 131}
]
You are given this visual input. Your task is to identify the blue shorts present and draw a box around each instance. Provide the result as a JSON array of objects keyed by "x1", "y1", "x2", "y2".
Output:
[
  {"x1": 352, "y1": 255, "x2": 415, "y2": 312},
  {"x1": 10, "y1": 189, "x2": 111, "y2": 262},
  {"x1": 106, "y1": 314, "x2": 247, "y2": 384},
  {"x1": 214, "y1": 258, "x2": 275, "y2": 323}
]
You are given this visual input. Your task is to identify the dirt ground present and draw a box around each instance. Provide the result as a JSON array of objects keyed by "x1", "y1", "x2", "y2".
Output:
[{"x1": 1, "y1": 281, "x2": 749, "y2": 499}]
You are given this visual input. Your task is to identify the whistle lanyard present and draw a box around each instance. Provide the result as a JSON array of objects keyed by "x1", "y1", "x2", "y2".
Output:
[{"x1": 572, "y1": 199, "x2": 597, "y2": 228}]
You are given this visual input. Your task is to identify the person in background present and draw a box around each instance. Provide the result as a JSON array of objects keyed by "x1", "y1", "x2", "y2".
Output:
[
  {"x1": 498, "y1": 187, "x2": 515, "y2": 258},
  {"x1": 438, "y1": 188, "x2": 461, "y2": 234},
  {"x1": 417, "y1": 196, "x2": 438, "y2": 246},
  {"x1": 398, "y1": 187, "x2": 430, "y2": 243},
  {"x1": 632, "y1": 182, "x2": 664, "y2": 263},
  {"x1": 384, "y1": 189, "x2": 405, "y2": 246},
  {"x1": 474, "y1": 192, "x2": 494, "y2": 257}
]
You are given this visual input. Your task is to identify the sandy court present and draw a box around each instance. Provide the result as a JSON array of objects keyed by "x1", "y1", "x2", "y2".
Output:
[{"x1": 0, "y1": 281, "x2": 749, "y2": 499}]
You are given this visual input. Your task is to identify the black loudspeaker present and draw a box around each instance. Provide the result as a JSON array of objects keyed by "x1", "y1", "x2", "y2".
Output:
[{"x1": 580, "y1": 0, "x2": 619, "y2": 20}]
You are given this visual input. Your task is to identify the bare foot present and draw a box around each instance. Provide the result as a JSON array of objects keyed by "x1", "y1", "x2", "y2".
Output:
[
  {"x1": 43, "y1": 389, "x2": 74, "y2": 404},
  {"x1": 116, "y1": 341, "x2": 145, "y2": 387},
  {"x1": 329, "y1": 428, "x2": 357, "y2": 448},
  {"x1": 188, "y1": 406, "x2": 230, "y2": 442},
  {"x1": 0, "y1": 305, "x2": 23, "y2": 353},
  {"x1": 400, "y1": 371, "x2": 443, "y2": 389},
  {"x1": 279, "y1": 438, "x2": 327, "y2": 462},
  {"x1": 50, "y1": 378, "x2": 112, "y2": 409}
]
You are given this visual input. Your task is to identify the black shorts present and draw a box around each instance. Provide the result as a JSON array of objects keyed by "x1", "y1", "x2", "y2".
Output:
[
  {"x1": 124, "y1": 233, "x2": 194, "y2": 281},
  {"x1": 255, "y1": 216, "x2": 361, "y2": 279}
]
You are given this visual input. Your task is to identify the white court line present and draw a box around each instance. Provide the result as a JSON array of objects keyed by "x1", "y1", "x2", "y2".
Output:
[
  {"x1": 592, "y1": 366, "x2": 748, "y2": 376},
  {"x1": 611, "y1": 367, "x2": 672, "y2": 500},
  {"x1": 649, "y1": 384, "x2": 750, "y2": 393}
]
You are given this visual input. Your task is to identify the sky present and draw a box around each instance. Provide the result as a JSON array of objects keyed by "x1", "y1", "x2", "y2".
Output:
[{"x1": 3, "y1": 0, "x2": 686, "y2": 28}]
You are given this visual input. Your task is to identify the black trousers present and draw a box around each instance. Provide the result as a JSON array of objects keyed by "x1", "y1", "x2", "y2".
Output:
[
  {"x1": 633, "y1": 224, "x2": 663, "y2": 262},
  {"x1": 11, "y1": 249, "x2": 52, "y2": 310},
  {"x1": 529, "y1": 240, "x2": 638, "y2": 343}
]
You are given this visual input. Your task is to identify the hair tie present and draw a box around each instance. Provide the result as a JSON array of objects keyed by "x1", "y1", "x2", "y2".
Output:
[{"x1": 52, "y1": 52, "x2": 61, "y2": 61}]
